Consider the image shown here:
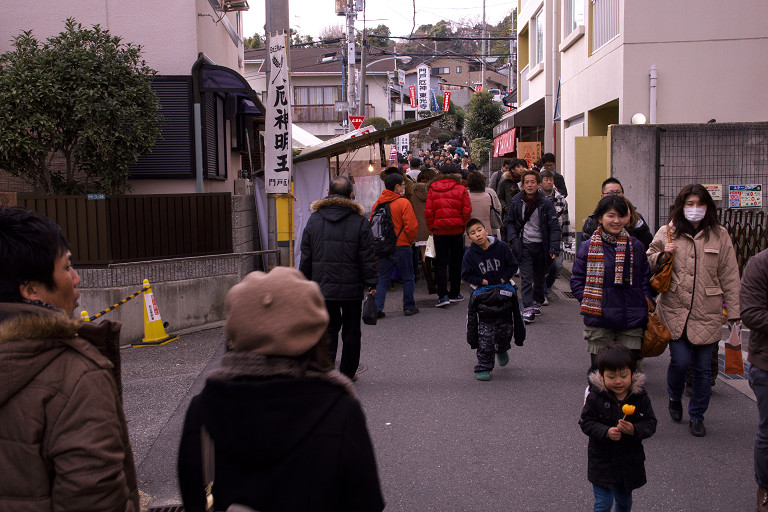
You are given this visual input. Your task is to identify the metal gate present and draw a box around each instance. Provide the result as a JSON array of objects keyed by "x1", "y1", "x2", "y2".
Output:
[
  {"x1": 654, "y1": 122, "x2": 768, "y2": 271},
  {"x1": 655, "y1": 122, "x2": 768, "y2": 229}
]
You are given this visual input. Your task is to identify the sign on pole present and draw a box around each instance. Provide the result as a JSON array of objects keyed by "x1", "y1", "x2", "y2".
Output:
[
  {"x1": 408, "y1": 86, "x2": 417, "y2": 108},
  {"x1": 417, "y1": 64, "x2": 430, "y2": 111},
  {"x1": 349, "y1": 115, "x2": 365, "y2": 130},
  {"x1": 265, "y1": 32, "x2": 291, "y2": 194},
  {"x1": 397, "y1": 70, "x2": 406, "y2": 87},
  {"x1": 443, "y1": 91, "x2": 451, "y2": 111},
  {"x1": 475, "y1": 84, "x2": 483, "y2": 93}
]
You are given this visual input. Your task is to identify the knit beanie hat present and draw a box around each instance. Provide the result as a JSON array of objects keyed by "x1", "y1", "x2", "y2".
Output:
[{"x1": 224, "y1": 267, "x2": 329, "y2": 356}]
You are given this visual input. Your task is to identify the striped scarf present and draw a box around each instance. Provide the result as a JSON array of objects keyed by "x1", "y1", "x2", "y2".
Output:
[{"x1": 580, "y1": 226, "x2": 633, "y2": 316}]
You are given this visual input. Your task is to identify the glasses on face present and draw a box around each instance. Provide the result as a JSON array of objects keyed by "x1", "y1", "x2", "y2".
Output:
[{"x1": 602, "y1": 190, "x2": 623, "y2": 196}]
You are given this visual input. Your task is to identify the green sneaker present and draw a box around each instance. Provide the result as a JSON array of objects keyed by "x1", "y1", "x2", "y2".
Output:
[
  {"x1": 475, "y1": 371, "x2": 491, "y2": 381},
  {"x1": 496, "y1": 351, "x2": 509, "y2": 367}
]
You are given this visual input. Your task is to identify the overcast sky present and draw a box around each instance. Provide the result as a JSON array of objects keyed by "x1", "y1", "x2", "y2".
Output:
[{"x1": 243, "y1": 0, "x2": 514, "y2": 41}]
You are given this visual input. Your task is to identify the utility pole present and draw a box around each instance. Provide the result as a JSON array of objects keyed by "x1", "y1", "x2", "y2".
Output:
[
  {"x1": 265, "y1": 0, "x2": 290, "y2": 268},
  {"x1": 359, "y1": 26, "x2": 367, "y2": 116},
  {"x1": 481, "y1": 0, "x2": 486, "y2": 91},
  {"x1": 346, "y1": 0, "x2": 356, "y2": 124}
]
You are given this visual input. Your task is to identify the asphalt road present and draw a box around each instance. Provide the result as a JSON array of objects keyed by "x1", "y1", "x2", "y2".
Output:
[{"x1": 123, "y1": 274, "x2": 758, "y2": 511}]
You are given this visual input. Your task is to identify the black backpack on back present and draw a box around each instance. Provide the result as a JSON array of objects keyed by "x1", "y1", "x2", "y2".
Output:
[{"x1": 370, "y1": 200, "x2": 405, "y2": 256}]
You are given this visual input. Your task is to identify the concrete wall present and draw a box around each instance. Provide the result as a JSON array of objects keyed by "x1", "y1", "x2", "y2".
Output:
[
  {"x1": 609, "y1": 125, "x2": 658, "y2": 229},
  {"x1": 77, "y1": 195, "x2": 258, "y2": 343}
]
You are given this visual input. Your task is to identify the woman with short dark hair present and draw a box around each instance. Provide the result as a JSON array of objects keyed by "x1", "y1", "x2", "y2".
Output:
[{"x1": 647, "y1": 184, "x2": 740, "y2": 437}]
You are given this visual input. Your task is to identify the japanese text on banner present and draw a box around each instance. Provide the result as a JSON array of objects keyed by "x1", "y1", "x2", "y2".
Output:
[
  {"x1": 265, "y1": 33, "x2": 292, "y2": 194},
  {"x1": 417, "y1": 64, "x2": 430, "y2": 111}
]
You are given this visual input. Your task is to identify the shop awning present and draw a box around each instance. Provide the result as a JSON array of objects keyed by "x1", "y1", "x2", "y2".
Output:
[
  {"x1": 508, "y1": 97, "x2": 545, "y2": 127},
  {"x1": 493, "y1": 127, "x2": 517, "y2": 157}
]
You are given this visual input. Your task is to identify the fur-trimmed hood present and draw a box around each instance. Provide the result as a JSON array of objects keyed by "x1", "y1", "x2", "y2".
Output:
[
  {"x1": 428, "y1": 173, "x2": 463, "y2": 188},
  {"x1": 588, "y1": 370, "x2": 646, "y2": 397},
  {"x1": 502, "y1": 170, "x2": 520, "y2": 182},
  {"x1": 309, "y1": 195, "x2": 365, "y2": 216},
  {"x1": 0, "y1": 302, "x2": 115, "y2": 406}
]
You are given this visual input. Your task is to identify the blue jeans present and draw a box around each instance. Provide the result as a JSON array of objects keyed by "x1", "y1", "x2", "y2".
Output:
[
  {"x1": 593, "y1": 484, "x2": 632, "y2": 512},
  {"x1": 667, "y1": 333, "x2": 714, "y2": 420},
  {"x1": 375, "y1": 246, "x2": 416, "y2": 311},
  {"x1": 749, "y1": 364, "x2": 768, "y2": 488}
]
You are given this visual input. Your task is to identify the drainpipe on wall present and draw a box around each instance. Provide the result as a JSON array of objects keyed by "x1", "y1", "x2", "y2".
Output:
[
  {"x1": 192, "y1": 53, "x2": 216, "y2": 194},
  {"x1": 649, "y1": 65, "x2": 658, "y2": 124}
]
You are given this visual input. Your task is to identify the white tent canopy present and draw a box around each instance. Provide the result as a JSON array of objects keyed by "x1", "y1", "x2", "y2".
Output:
[{"x1": 292, "y1": 124, "x2": 323, "y2": 148}]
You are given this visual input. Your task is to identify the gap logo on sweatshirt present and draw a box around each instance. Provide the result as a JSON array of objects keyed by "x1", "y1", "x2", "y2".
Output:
[{"x1": 478, "y1": 258, "x2": 502, "y2": 275}]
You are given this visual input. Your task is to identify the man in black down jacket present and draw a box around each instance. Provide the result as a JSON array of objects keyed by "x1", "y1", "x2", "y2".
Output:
[{"x1": 300, "y1": 176, "x2": 378, "y2": 379}]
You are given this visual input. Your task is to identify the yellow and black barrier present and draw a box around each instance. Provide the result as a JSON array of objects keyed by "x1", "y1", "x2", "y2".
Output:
[{"x1": 80, "y1": 279, "x2": 180, "y2": 348}]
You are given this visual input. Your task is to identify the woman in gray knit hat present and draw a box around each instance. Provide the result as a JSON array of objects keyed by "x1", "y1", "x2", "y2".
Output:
[{"x1": 177, "y1": 267, "x2": 384, "y2": 512}]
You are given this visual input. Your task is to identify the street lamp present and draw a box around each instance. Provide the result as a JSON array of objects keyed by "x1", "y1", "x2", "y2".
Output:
[
  {"x1": 364, "y1": 56, "x2": 412, "y2": 124},
  {"x1": 365, "y1": 55, "x2": 412, "y2": 68}
]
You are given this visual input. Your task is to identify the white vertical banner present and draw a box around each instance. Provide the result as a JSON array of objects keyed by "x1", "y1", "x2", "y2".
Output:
[
  {"x1": 265, "y1": 32, "x2": 292, "y2": 194},
  {"x1": 417, "y1": 64, "x2": 430, "y2": 111},
  {"x1": 397, "y1": 134, "x2": 410, "y2": 156}
]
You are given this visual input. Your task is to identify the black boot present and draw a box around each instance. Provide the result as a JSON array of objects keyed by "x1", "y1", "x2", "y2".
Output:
[{"x1": 669, "y1": 399, "x2": 683, "y2": 422}]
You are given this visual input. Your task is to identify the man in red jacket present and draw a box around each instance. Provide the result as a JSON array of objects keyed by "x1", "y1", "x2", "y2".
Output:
[
  {"x1": 425, "y1": 163, "x2": 472, "y2": 307},
  {"x1": 370, "y1": 173, "x2": 420, "y2": 317}
]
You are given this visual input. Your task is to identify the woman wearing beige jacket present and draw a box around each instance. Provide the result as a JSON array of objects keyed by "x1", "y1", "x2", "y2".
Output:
[{"x1": 647, "y1": 184, "x2": 740, "y2": 438}]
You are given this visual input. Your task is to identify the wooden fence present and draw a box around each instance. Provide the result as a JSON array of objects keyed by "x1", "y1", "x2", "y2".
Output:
[{"x1": 17, "y1": 193, "x2": 232, "y2": 265}]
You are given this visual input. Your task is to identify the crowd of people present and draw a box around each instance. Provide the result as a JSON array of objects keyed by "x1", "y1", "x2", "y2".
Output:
[{"x1": 2, "y1": 141, "x2": 767, "y2": 511}]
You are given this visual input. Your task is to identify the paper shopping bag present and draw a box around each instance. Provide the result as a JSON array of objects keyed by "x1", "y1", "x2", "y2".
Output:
[{"x1": 724, "y1": 322, "x2": 744, "y2": 375}]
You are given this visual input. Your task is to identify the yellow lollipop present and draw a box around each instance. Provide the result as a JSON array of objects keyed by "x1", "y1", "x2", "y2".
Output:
[{"x1": 621, "y1": 404, "x2": 636, "y2": 419}]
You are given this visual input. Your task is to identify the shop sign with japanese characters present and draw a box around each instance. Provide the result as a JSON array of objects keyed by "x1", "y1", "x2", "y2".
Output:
[{"x1": 265, "y1": 33, "x2": 292, "y2": 194}]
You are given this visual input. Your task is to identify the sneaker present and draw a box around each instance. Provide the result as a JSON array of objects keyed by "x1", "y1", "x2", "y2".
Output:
[
  {"x1": 496, "y1": 351, "x2": 509, "y2": 367},
  {"x1": 475, "y1": 370, "x2": 491, "y2": 381},
  {"x1": 403, "y1": 307, "x2": 420, "y2": 316},
  {"x1": 449, "y1": 294, "x2": 465, "y2": 303},
  {"x1": 542, "y1": 296, "x2": 549, "y2": 306},
  {"x1": 531, "y1": 305, "x2": 542, "y2": 316},
  {"x1": 377, "y1": 310, "x2": 386, "y2": 319},
  {"x1": 435, "y1": 295, "x2": 450, "y2": 307},
  {"x1": 523, "y1": 307, "x2": 536, "y2": 323}
]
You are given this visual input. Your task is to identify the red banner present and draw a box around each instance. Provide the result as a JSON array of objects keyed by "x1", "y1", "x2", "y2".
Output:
[
  {"x1": 475, "y1": 85, "x2": 483, "y2": 93},
  {"x1": 493, "y1": 128, "x2": 517, "y2": 157},
  {"x1": 409, "y1": 85, "x2": 417, "y2": 108},
  {"x1": 442, "y1": 91, "x2": 451, "y2": 111}
]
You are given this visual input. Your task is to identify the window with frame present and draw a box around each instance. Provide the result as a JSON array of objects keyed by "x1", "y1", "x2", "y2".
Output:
[
  {"x1": 564, "y1": 0, "x2": 585, "y2": 36},
  {"x1": 434, "y1": 67, "x2": 450, "y2": 75},
  {"x1": 456, "y1": 66, "x2": 462, "y2": 73},
  {"x1": 532, "y1": 9, "x2": 544, "y2": 66},
  {"x1": 591, "y1": 0, "x2": 619, "y2": 52},
  {"x1": 293, "y1": 86, "x2": 340, "y2": 105}
]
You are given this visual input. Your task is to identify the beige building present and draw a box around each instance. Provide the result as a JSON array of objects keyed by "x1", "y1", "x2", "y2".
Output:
[{"x1": 502, "y1": 0, "x2": 768, "y2": 228}]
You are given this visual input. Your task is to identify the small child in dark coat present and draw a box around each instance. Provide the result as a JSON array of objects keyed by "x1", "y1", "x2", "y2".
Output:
[
  {"x1": 462, "y1": 218, "x2": 524, "y2": 381},
  {"x1": 580, "y1": 345, "x2": 657, "y2": 512}
]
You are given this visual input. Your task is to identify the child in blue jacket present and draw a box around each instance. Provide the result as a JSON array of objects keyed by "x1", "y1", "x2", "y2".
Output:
[{"x1": 462, "y1": 218, "x2": 525, "y2": 381}]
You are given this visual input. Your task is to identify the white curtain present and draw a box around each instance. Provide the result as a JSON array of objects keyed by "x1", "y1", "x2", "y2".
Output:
[{"x1": 293, "y1": 159, "x2": 330, "y2": 268}]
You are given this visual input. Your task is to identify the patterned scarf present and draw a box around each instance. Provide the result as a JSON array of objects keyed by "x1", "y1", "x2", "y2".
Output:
[{"x1": 580, "y1": 226, "x2": 633, "y2": 316}]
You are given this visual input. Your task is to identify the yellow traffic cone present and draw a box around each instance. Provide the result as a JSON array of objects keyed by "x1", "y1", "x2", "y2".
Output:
[{"x1": 132, "y1": 279, "x2": 180, "y2": 348}]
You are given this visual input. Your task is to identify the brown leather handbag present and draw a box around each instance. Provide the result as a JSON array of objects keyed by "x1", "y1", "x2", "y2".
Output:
[
  {"x1": 641, "y1": 298, "x2": 671, "y2": 358},
  {"x1": 650, "y1": 226, "x2": 673, "y2": 293}
]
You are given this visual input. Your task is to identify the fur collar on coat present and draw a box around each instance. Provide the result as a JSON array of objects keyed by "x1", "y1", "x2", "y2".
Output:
[
  {"x1": 309, "y1": 195, "x2": 365, "y2": 216},
  {"x1": 588, "y1": 370, "x2": 647, "y2": 397}
]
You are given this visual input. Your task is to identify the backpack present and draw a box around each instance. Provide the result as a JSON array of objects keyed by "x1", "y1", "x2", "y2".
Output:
[{"x1": 370, "y1": 200, "x2": 405, "y2": 256}]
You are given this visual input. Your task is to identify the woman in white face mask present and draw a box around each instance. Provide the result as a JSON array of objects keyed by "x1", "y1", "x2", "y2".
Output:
[{"x1": 647, "y1": 184, "x2": 741, "y2": 438}]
